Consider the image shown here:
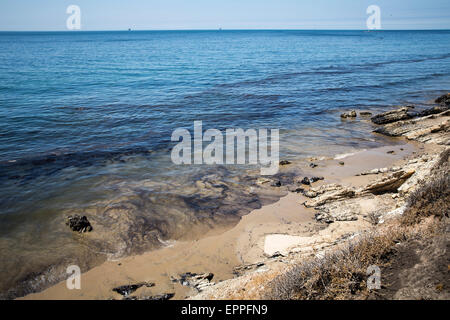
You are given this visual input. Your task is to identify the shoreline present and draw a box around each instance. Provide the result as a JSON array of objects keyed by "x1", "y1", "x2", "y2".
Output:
[
  {"x1": 20, "y1": 94, "x2": 450, "y2": 300},
  {"x1": 22, "y1": 142, "x2": 420, "y2": 300}
]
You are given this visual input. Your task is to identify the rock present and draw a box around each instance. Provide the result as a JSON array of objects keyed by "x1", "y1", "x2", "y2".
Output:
[
  {"x1": 124, "y1": 293, "x2": 175, "y2": 301},
  {"x1": 360, "y1": 170, "x2": 415, "y2": 195},
  {"x1": 309, "y1": 162, "x2": 318, "y2": 168},
  {"x1": 356, "y1": 166, "x2": 401, "y2": 176},
  {"x1": 417, "y1": 105, "x2": 449, "y2": 117},
  {"x1": 172, "y1": 272, "x2": 215, "y2": 292},
  {"x1": 435, "y1": 93, "x2": 450, "y2": 105},
  {"x1": 371, "y1": 107, "x2": 415, "y2": 125},
  {"x1": 300, "y1": 177, "x2": 310, "y2": 185},
  {"x1": 304, "y1": 183, "x2": 342, "y2": 198},
  {"x1": 271, "y1": 181, "x2": 282, "y2": 187},
  {"x1": 145, "y1": 293, "x2": 175, "y2": 301},
  {"x1": 279, "y1": 160, "x2": 291, "y2": 166},
  {"x1": 298, "y1": 176, "x2": 323, "y2": 185},
  {"x1": 341, "y1": 110, "x2": 357, "y2": 118},
  {"x1": 266, "y1": 251, "x2": 285, "y2": 259},
  {"x1": 373, "y1": 110, "x2": 450, "y2": 145},
  {"x1": 339, "y1": 161, "x2": 345, "y2": 166},
  {"x1": 303, "y1": 186, "x2": 355, "y2": 208},
  {"x1": 360, "y1": 111, "x2": 372, "y2": 116},
  {"x1": 292, "y1": 187, "x2": 305, "y2": 194},
  {"x1": 112, "y1": 282, "x2": 155, "y2": 296},
  {"x1": 314, "y1": 201, "x2": 359, "y2": 223},
  {"x1": 66, "y1": 215, "x2": 93, "y2": 233},
  {"x1": 387, "y1": 150, "x2": 395, "y2": 154}
]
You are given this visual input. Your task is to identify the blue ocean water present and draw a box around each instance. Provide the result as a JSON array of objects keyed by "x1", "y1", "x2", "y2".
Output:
[{"x1": 0, "y1": 30, "x2": 449, "y2": 297}]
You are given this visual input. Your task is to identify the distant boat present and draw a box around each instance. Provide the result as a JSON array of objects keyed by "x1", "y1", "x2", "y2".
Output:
[{"x1": 128, "y1": 28, "x2": 132, "y2": 31}]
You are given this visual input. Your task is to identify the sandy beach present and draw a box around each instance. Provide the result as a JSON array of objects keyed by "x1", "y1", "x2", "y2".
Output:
[{"x1": 22, "y1": 141, "x2": 425, "y2": 300}]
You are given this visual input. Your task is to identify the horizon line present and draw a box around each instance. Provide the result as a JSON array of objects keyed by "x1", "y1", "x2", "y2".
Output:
[{"x1": 1, "y1": 28, "x2": 450, "y2": 32}]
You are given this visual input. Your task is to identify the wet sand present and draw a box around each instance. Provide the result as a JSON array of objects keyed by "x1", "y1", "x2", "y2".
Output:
[{"x1": 22, "y1": 141, "x2": 419, "y2": 300}]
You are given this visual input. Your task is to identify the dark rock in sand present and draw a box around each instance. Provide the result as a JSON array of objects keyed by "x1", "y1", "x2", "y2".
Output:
[
  {"x1": 339, "y1": 161, "x2": 345, "y2": 166},
  {"x1": 112, "y1": 282, "x2": 155, "y2": 296},
  {"x1": 271, "y1": 181, "x2": 282, "y2": 187},
  {"x1": 123, "y1": 293, "x2": 175, "y2": 301},
  {"x1": 66, "y1": 215, "x2": 93, "y2": 233},
  {"x1": 279, "y1": 160, "x2": 291, "y2": 166},
  {"x1": 265, "y1": 251, "x2": 285, "y2": 259},
  {"x1": 144, "y1": 293, "x2": 175, "y2": 301},
  {"x1": 371, "y1": 107, "x2": 415, "y2": 125},
  {"x1": 293, "y1": 187, "x2": 305, "y2": 194},
  {"x1": 309, "y1": 162, "x2": 318, "y2": 168},
  {"x1": 300, "y1": 176, "x2": 324, "y2": 185},
  {"x1": 300, "y1": 177, "x2": 311, "y2": 185}
]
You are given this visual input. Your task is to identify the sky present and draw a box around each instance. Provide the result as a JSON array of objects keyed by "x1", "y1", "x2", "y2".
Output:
[{"x1": 0, "y1": 0, "x2": 449, "y2": 31}]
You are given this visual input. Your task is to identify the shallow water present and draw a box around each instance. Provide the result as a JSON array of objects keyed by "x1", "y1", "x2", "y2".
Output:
[{"x1": 0, "y1": 30, "x2": 450, "y2": 297}]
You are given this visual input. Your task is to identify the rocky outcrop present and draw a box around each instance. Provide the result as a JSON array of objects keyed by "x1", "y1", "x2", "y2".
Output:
[
  {"x1": 303, "y1": 183, "x2": 343, "y2": 198},
  {"x1": 359, "y1": 170, "x2": 415, "y2": 195},
  {"x1": 373, "y1": 110, "x2": 450, "y2": 145},
  {"x1": 417, "y1": 105, "x2": 449, "y2": 117},
  {"x1": 314, "y1": 201, "x2": 359, "y2": 223},
  {"x1": 371, "y1": 107, "x2": 415, "y2": 125},
  {"x1": 66, "y1": 215, "x2": 92, "y2": 233},
  {"x1": 303, "y1": 185, "x2": 355, "y2": 208}
]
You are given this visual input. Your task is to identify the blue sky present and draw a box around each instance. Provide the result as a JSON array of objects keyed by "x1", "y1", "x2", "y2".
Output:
[{"x1": 1, "y1": 0, "x2": 449, "y2": 31}]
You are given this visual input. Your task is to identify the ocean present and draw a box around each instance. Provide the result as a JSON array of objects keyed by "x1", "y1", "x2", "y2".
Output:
[{"x1": 0, "y1": 30, "x2": 449, "y2": 297}]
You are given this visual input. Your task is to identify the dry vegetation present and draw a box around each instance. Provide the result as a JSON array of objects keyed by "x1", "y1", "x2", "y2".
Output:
[
  {"x1": 402, "y1": 148, "x2": 449, "y2": 225},
  {"x1": 264, "y1": 148, "x2": 449, "y2": 300}
]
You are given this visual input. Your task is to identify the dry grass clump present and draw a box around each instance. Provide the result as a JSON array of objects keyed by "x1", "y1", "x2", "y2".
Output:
[
  {"x1": 265, "y1": 226, "x2": 406, "y2": 300},
  {"x1": 401, "y1": 149, "x2": 449, "y2": 225}
]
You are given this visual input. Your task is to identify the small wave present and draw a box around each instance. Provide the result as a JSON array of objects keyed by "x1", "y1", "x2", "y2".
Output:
[{"x1": 334, "y1": 150, "x2": 366, "y2": 160}]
